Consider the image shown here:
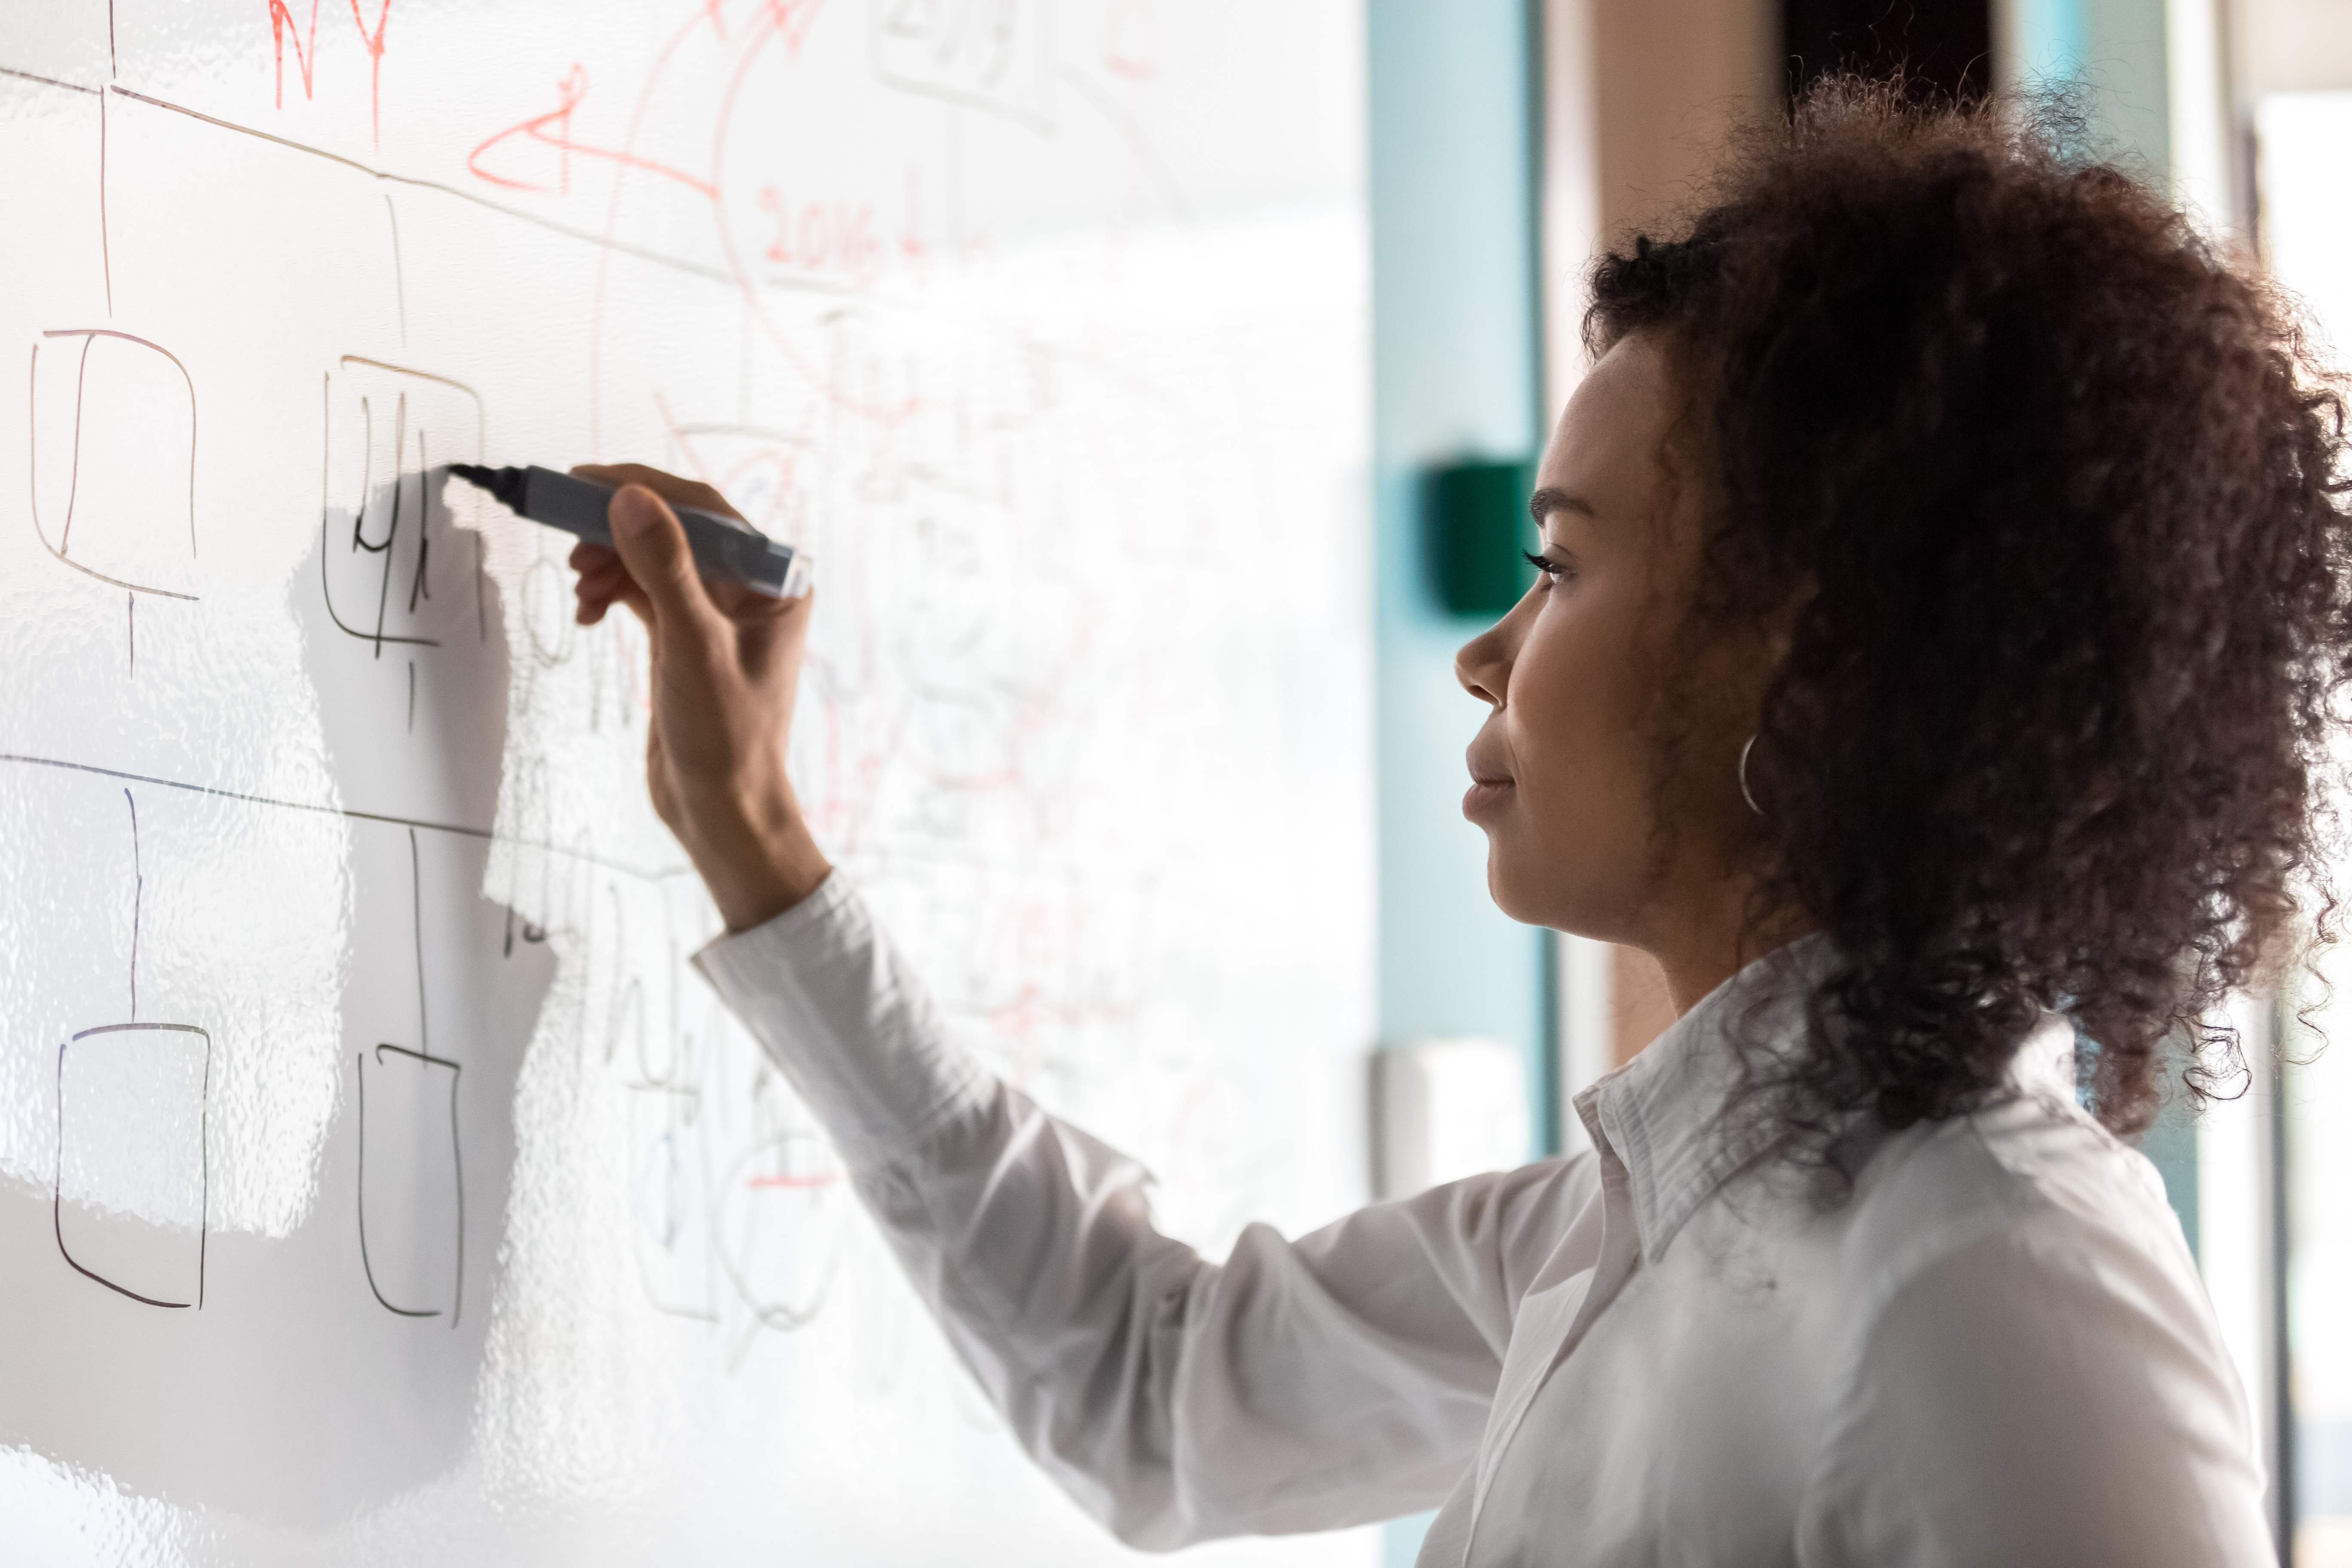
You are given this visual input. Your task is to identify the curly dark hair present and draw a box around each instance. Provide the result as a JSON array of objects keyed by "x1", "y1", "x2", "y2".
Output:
[{"x1": 1585, "y1": 79, "x2": 2352, "y2": 1142}]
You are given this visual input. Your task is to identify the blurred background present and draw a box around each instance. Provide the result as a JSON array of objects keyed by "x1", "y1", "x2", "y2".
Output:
[{"x1": 1371, "y1": 1, "x2": 2352, "y2": 1563}]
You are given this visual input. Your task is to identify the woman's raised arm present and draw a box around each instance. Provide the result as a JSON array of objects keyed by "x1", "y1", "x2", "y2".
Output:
[
  {"x1": 574, "y1": 467, "x2": 1596, "y2": 1545},
  {"x1": 695, "y1": 871, "x2": 1592, "y2": 1546}
]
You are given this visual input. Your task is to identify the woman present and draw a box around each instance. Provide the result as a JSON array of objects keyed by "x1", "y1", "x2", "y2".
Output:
[{"x1": 570, "y1": 85, "x2": 2342, "y2": 1564}]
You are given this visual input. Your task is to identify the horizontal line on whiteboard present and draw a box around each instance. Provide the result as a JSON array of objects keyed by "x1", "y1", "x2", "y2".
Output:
[
  {"x1": 0, "y1": 751, "x2": 689, "y2": 881},
  {"x1": 103, "y1": 85, "x2": 737, "y2": 288},
  {"x1": 0, "y1": 64, "x2": 102, "y2": 96}
]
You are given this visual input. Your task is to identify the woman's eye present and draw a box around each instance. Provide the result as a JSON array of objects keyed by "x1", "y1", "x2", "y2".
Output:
[{"x1": 1521, "y1": 549, "x2": 1570, "y2": 585}]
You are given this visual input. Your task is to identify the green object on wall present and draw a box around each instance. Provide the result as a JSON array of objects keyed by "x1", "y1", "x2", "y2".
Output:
[{"x1": 1426, "y1": 457, "x2": 1537, "y2": 618}]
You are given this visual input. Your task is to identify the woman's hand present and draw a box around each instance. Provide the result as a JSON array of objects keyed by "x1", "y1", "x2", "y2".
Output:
[{"x1": 567, "y1": 463, "x2": 831, "y2": 932}]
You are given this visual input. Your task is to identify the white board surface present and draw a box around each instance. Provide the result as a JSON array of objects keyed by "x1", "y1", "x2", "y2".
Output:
[{"x1": 0, "y1": 3, "x2": 1378, "y2": 1562}]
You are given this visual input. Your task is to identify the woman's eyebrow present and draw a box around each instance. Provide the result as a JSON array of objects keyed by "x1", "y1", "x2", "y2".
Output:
[{"x1": 1528, "y1": 487, "x2": 1596, "y2": 527}]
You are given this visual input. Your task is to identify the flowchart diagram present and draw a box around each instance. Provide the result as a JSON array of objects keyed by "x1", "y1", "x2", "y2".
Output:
[{"x1": 0, "y1": 0, "x2": 1375, "y2": 1559}]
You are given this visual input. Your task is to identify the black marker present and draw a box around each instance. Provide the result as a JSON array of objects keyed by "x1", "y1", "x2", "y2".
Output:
[{"x1": 446, "y1": 464, "x2": 811, "y2": 599}]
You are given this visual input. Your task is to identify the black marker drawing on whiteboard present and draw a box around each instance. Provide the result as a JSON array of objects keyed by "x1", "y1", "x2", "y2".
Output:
[
  {"x1": 410, "y1": 828, "x2": 430, "y2": 1049},
  {"x1": 355, "y1": 1043, "x2": 463, "y2": 1323},
  {"x1": 318, "y1": 374, "x2": 426, "y2": 654},
  {"x1": 0, "y1": 750, "x2": 692, "y2": 882},
  {"x1": 354, "y1": 829, "x2": 466, "y2": 1325},
  {"x1": 55, "y1": 1024, "x2": 212, "y2": 1310},
  {"x1": 28, "y1": 329, "x2": 199, "y2": 601},
  {"x1": 53, "y1": 787, "x2": 211, "y2": 1309},
  {"x1": 502, "y1": 904, "x2": 550, "y2": 956},
  {"x1": 318, "y1": 357, "x2": 488, "y2": 658},
  {"x1": 409, "y1": 427, "x2": 432, "y2": 616}
]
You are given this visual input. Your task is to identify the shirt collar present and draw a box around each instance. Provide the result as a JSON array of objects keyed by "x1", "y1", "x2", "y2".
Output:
[{"x1": 1571, "y1": 936, "x2": 2078, "y2": 1265}]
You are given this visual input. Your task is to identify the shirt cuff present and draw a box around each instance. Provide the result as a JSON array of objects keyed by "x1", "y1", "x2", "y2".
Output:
[{"x1": 691, "y1": 870, "x2": 994, "y2": 1169}]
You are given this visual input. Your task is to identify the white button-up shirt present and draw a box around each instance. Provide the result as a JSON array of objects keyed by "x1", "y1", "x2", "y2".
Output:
[{"x1": 696, "y1": 873, "x2": 2274, "y2": 1565}]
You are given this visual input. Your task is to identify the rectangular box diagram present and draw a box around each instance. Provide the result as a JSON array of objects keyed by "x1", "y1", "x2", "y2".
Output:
[
  {"x1": 355, "y1": 1043, "x2": 464, "y2": 1322},
  {"x1": 345, "y1": 824, "x2": 468, "y2": 1324},
  {"x1": 28, "y1": 328, "x2": 199, "y2": 601},
  {"x1": 54, "y1": 1022, "x2": 211, "y2": 1310},
  {"x1": 318, "y1": 356, "x2": 487, "y2": 658}
]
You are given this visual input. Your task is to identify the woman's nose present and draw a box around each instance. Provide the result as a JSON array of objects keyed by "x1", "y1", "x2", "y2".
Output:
[{"x1": 1456, "y1": 615, "x2": 1516, "y2": 708}]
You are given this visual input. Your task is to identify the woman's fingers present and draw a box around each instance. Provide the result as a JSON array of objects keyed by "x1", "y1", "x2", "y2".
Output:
[
  {"x1": 608, "y1": 484, "x2": 729, "y2": 648},
  {"x1": 567, "y1": 469, "x2": 796, "y2": 634},
  {"x1": 568, "y1": 465, "x2": 783, "y2": 628},
  {"x1": 572, "y1": 549, "x2": 635, "y2": 625},
  {"x1": 556, "y1": 458, "x2": 828, "y2": 929},
  {"x1": 732, "y1": 588, "x2": 814, "y2": 684}
]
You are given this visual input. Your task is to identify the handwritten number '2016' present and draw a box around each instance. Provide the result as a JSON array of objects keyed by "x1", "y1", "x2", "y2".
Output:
[{"x1": 759, "y1": 188, "x2": 882, "y2": 287}]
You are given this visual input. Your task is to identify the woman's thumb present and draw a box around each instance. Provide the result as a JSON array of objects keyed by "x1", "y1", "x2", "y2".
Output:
[{"x1": 610, "y1": 485, "x2": 717, "y2": 631}]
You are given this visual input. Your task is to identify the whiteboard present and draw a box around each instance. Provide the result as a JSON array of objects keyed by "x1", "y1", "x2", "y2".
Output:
[{"x1": 0, "y1": 3, "x2": 1377, "y2": 1562}]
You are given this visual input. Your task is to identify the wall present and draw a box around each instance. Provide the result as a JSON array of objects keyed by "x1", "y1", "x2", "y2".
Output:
[
  {"x1": 1996, "y1": 0, "x2": 2174, "y2": 176},
  {"x1": 1367, "y1": 1, "x2": 1548, "y2": 1136},
  {"x1": 1365, "y1": 2, "x2": 1547, "y2": 1559}
]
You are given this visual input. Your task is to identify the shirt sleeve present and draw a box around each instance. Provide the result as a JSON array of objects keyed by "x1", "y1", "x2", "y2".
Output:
[
  {"x1": 693, "y1": 873, "x2": 1588, "y2": 1550},
  {"x1": 1799, "y1": 1209, "x2": 2275, "y2": 1568}
]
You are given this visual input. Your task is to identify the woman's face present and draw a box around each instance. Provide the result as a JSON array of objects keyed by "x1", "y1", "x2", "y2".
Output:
[{"x1": 1457, "y1": 334, "x2": 1758, "y2": 946}]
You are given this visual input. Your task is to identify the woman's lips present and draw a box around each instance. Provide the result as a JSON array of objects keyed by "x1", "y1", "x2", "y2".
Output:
[{"x1": 1462, "y1": 774, "x2": 1515, "y2": 819}]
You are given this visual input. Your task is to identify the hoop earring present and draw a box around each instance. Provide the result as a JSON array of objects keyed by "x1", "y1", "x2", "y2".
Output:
[{"x1": 1738, "y1": 733, "x2": 1765, "y2": 818}]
